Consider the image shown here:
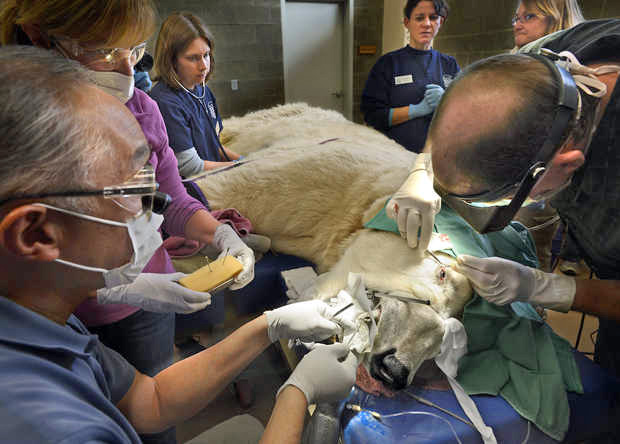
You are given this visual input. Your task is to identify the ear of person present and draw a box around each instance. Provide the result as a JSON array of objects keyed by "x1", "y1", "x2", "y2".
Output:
[{"x1": 0, "y1": 205, "x2": 60, "y2": 261}]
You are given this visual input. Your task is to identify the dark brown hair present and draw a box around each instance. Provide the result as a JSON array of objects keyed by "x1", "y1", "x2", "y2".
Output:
[{"x1": 153, "y1": 12, "x2": 215, "y2": 89}]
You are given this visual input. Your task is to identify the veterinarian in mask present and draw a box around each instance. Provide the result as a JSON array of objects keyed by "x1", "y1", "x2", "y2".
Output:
[
  {"x1": 361, "y1": 0, "x2": 459, "y2": 154},
  {"x1": 151, "y1": 12, "x2": 243, "y2": 176},
  {"x1": 425, "y1": 20, "x2": 620, "y2": 379},
  {"x1": 0, "y1": 46, "x2": 357, "y2": 444},
  {"x1": 0, "y1": 2, "x2": 255, "y2": 443}
]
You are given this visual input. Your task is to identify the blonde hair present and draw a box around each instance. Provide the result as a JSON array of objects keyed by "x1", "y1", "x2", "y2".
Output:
[
  {"x1": 153, "y1": 12, "x2": 215, "y2": 89},
  {"x1": 0, "y1": 0, "x2": 156, "y2": 47},
  {"x1": 520, "y1": 0, "x2": 585, "y2": 34}
]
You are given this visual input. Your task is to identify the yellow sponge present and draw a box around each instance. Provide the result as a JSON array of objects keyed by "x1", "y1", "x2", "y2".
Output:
[{"x1": 179, "y1": 256, "x2": 243, "y2": 292}]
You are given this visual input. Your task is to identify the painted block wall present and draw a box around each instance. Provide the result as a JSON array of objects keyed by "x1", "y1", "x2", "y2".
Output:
[
  {"x1": 153, "y1": 0, "x2": 285, "y2": 118},
  {"x1": 433, "y1": 0, "x2": 620, "y2": 67}
]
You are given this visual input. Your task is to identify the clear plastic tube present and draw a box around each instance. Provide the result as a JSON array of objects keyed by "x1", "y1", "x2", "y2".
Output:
[{"x1": 378, "y1": 411, "x2": 463, "y2": 444}]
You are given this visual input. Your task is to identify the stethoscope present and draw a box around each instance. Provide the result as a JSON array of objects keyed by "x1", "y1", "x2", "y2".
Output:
[{"x1": 172, "y1": 73, "x2": 230, "y2": 162}]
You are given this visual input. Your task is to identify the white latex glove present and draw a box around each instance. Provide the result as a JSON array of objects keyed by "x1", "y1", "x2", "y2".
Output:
[
  {"x1": 386, "y1": 153, "x2": 441, "y2": 254},
  {"x1": 424, "y1": 84, "x2": 445, "y2": 109},
  {"x1": 277, "y1": 343, "x2": 358, "y2": 404},
  {"x1": 96, "y1": 273, "x2": 211, "y2": 314},
  {"x1": 455, "y1": 255, "x2": 576, "y2": 312},
  {"x1": 264, "y1": 300, "x2": 346, "y2": 343},
  {"x1": 212, "y1": 224, "x2": 255, "y2": 290}
]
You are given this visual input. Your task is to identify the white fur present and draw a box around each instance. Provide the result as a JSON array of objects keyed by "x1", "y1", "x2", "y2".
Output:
[{"x1": 199, "y1": 104, "x2": 472, "y2": 383}]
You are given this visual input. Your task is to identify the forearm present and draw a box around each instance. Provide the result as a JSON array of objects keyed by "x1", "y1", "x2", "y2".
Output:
[
  {"x1": 203, "y1": 159, "x2": 235, "y2": 171},
  {"x1": 123, "y1": 315, "x2": 272, "y2": 432},
  {"x1": 260, "y1": 386, "x2": 308, "y2": 444},
  {"x1": 390, "y1": 105, "x2": 411, "y2": 126},
  {"x1": 184, "y1": 209, "x2": 221, "y2": 244},
  {"x1": 572, "y1": 279, "x2": 620, "y2": 321},
  {"x1": 222, "y1": 145, "x2": 241, "y2": 161}
]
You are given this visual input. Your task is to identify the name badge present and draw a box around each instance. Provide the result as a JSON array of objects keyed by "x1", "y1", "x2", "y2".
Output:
[{"x1": 394, "y1": 74, "x2": 414, "y2": 85}]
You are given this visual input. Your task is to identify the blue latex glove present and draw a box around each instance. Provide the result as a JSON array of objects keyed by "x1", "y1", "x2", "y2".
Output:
[
  {"x1": 424, "y1": 84, "x2": 445, "y2": 109},
  {"x1": 408, "y1": 84, "x2": 444, "y2": 119}
]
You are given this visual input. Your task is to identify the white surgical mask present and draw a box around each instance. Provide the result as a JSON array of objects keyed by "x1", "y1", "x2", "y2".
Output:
[
  {"x1": 34, "y1": 203, "x2": 163, "y2": 288},
  {"x1": 90, "y1": 70, "x2": 135, "y2": 103}
]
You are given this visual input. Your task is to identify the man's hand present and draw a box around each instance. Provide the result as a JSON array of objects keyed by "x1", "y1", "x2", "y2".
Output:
[
  {"x1": 212, "y1": 224, "x2": 255, "y2": 289},
  {"x1": 96, "y1": 273, "x2": 211, "y2": 313},
  {"x1": 455, "y1": 255, "x2": 576, "y2": 312},
  {"x1": 386, "y1": 153, "x2": 441, "y2": 255},
  {"x1": 264, "y1": 300, "x2": 347, "y2": 343},
  {"x1": 277, "y1": 343, "x2": 357, "y2": 404}
]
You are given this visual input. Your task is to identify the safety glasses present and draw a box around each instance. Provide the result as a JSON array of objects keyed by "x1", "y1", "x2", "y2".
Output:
[
  {"x1": 511, "y1": 13, "x2": 541, "y2": 26},
  {"x1": 51, "y1": 36, "x2": 146, "y2": 71},
  {"x1": 0, "y1": 164, "x2": 171, "y2": 217},
  {"x1": 436, "y1": 51, "x2": 580, "y2": 234}
]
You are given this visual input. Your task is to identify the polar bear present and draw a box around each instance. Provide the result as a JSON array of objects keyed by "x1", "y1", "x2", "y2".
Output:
[{"x1": 196, "y1": 104, "x2": 472, "y2": 390}]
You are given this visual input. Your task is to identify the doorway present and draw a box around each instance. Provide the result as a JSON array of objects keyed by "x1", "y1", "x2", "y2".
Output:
[{"x1": 281, "y1": 0, "x2": 354, "y2": 119}]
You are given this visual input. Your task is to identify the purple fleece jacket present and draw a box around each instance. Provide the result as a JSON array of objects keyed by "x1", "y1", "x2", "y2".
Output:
[{"x1": 75, "y1": 89, "x2": 207, "y2": 326}]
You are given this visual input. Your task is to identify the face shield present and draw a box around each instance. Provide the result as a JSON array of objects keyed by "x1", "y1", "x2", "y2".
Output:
[{"x1": 436, "y1": 52, "x2": 580, "y2": 234}]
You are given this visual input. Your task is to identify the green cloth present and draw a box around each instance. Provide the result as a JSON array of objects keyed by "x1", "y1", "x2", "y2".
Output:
[
  {"x1": 364, "y1": 200, "x2": 400, "y2": 233},
  {"x1": 366, "y1": 204, "x2": 583, "y2": 441}
]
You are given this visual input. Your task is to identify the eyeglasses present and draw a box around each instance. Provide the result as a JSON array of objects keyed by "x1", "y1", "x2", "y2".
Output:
[
  {"x1": 0, "y1": 164, "x2": 171, "y2": 217},
  {"x1": 436, "y1": 51, "x2": 579, "y2": 233},
  {"x1": 511, "y1": 13, "x2": 540, "y2": 26},
  {"x1": 51, "y1": 36, "x2": 146, "y2": 71}
]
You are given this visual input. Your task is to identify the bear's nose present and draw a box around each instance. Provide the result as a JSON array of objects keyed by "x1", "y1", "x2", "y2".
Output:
[{"x1": 370, "y1": 349, "x2": 409, "y2": 390}]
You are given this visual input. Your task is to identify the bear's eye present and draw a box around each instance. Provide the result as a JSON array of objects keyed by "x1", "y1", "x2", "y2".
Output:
[{"x1": 438, "y1": 267, "x2": 447, "y2": 281}]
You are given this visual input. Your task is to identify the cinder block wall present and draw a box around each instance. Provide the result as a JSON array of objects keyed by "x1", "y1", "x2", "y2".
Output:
[
  {"x1": 154, "y1": 1, "x2": 384, "y2": 122},
  {"x1": 152, "y1": 1, "x2": 618, "y2": 119},
  {"x1": 434, "y1": 0, "x2": 620, "y2": 68},
  {"x1": 153, "y1": 0, "x2": 284, "y2": 118}
]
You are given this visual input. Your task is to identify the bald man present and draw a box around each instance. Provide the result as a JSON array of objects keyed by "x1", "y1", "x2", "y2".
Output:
[{"x1": 399, "y1": 19, "x2": 620, "y2": 377}]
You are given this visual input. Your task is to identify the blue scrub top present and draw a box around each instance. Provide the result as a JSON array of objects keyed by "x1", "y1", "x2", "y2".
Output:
[
  {"x1": 0, "y1": 296, "x2": 140, "y2": 443},
  {"x1": 151, "y1": 81, "x2": 224, "y2": 162},
  {"x1": 361, "y1": 46, "x2": 460, "y2": 153}
]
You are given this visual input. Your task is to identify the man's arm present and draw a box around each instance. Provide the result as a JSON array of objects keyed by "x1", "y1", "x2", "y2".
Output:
[
  {"x1": 116, "y1": 314, "x2": 271, "y2": 433},
  {"x1": 572, "y1": 279, "x2": 620, "y2": 321},
  {"x1": 116, "y1": 300, "x2": 343, "y2": 434},
  {"x1": 456, "y1": 255, "x2": 620, "y2": 321},
  {"x1": 259, "y1": 386, "x2": 308, "y2": 444}
]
